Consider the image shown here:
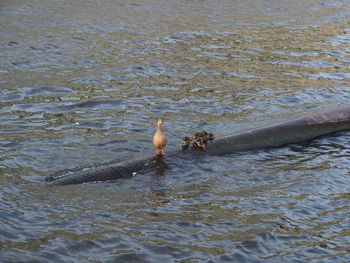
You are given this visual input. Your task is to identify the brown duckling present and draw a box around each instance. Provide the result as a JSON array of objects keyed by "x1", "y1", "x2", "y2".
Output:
[
  {"x1": 192, "y1": 137, "x2": 207, "y2": 151},
  {"x1": 153, "y1": 119, "x2": 167, "y2": 155},
  {"x1": 181, "y1": 136, "x2": 191, "y2": 149}
]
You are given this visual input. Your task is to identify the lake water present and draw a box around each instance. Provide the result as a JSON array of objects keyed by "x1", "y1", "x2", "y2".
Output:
[{"x1": 1, "y1": 0, "x2": 350, "y2": 262}]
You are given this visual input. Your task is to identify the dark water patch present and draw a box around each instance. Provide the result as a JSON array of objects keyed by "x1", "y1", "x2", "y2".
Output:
[
  {"x1": 309, "y1": 72, "x2": 350, "y2": 80},
  {"x1": 201, "y1": 44, "x2": 231, "y2": 50},
  {"x1": 8, "y1": 99, "x2": 126, "y2": 113},
  {"x1": 196, "y1": 71, "x2": 221, "y2": 76},
  {"x1": 10, "y1": 61, "x2": 32, "y2": 68},
  {"x1": 272, "y1": 51, "x2": 320, "y2": 57},
  {"x1": 117, "y1": 63, "x2": 186, "y2": 78},
  {"x1": 19, "y1": 86, "x2": 73, "y2": 96},
  {"x1": 1, "y1": 93, "x2": 24, "y2": 102},
  {"x1": 325, "y1": 50, "x2": 349, "y2": 56},
  {"x1": 143, "y1": 86, "x2": 179, "y2": 91},
  {"x1": 156, "y1": 35, "x2": 191, "y2": 44},
  {"x1": 269, "y1": 60, "x2": 338, "y2": 68},
  {"x1": 227, "y1": 72, "x2": 262, "y2": 79}
]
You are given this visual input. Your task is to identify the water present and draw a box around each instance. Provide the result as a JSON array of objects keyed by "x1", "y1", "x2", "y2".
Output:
[{"x1": 1, "y1": 0, "x2": 350, "y2": 262}]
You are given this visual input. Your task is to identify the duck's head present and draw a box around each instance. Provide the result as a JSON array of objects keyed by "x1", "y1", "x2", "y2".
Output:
[{"x1": 157, "y1": 119, "x2": 164, "y2": 127}]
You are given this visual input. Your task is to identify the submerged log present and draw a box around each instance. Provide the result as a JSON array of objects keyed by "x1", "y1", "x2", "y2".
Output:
[
  {"x1": 205, "y1": 105, "x2": 350, "y2": 155},
  {"x1": 45, "y1": 154, "x2": 174, "y2": 185},
  {"x1": 47, "y1": 105, "x2": 350, "y2": 185}
]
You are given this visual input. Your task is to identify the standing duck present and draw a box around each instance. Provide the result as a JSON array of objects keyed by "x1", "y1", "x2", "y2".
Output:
[{"x1": 153, "y1": 119, "x2": 167, "y2": 155}]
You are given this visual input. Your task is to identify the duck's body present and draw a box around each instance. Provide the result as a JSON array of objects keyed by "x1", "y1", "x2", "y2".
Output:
[{"x1": 153, "y1": 119, "x2": 167, "y2": 155}]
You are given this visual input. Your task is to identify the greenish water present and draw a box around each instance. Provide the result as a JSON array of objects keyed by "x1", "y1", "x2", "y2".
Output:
[{"x1": 1, "y1": 0, "x2": 350, "y2": 262}]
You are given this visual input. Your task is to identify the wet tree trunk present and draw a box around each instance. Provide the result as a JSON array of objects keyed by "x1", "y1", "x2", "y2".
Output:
[{"x1": 46, "y1": 105, "x2": 350, "y2": 186}]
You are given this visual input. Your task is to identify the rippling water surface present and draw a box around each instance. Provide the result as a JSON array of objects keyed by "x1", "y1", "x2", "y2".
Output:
[{"x1": 1, "y1": 0, "x2": 350, "y2": 262}]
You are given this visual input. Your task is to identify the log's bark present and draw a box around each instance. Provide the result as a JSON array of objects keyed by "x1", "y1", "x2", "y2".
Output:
[
  {"x1": 205, "y1": 105, "x2": 350, "y2": 155},
  {"x1": 46, "y1": 105, "x2": 350, "y2": 186},
  {"x1": 46, "y1": 154, "x2": 173, "y2": 186}
]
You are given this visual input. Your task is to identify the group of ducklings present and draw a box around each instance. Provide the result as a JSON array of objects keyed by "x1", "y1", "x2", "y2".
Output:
[
  {"x1": 181, "y1": 131, "x2": 215, "y2": 151},
  {"x1": 153, "y1": 119, "x2": 214, "y2": 155}
]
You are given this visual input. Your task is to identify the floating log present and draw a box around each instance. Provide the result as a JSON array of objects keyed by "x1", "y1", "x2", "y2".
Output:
[{"x1": 46, "y1": 105, "x2": 350, "y2": 185}]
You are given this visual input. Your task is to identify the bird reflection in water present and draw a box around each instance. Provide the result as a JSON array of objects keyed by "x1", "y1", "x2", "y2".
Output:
[
  {"x1": 145, "y1": 155, "x2": 173, "y2": 208},
  {"x1": 149, "y1": 154, "x2": 168, "y2": 177}
]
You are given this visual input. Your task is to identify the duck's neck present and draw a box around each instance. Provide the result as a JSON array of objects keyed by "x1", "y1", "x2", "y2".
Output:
[{"x1": 157, "y1": 124, "x2": 163, "y2": 132}]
